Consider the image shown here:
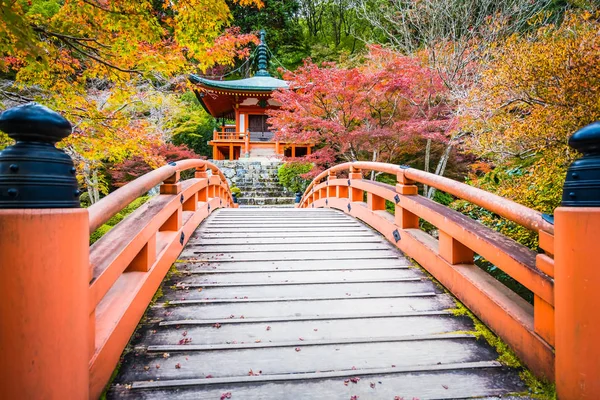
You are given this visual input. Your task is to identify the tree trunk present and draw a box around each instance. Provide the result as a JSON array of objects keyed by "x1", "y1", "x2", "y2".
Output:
[
  {"x1": 427, "y1": 143, "x2": 453, "y2": 199},
  {"x1": 370, "y1": 149, "x2": 377, "y2": 180},
  {"x1": 423, "y1": 139, "x2": 431, "y2": 196}
]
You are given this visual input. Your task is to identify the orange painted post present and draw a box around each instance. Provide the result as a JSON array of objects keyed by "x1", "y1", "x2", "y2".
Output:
[
  {"x1": 126, "y1": 233, "x2": 157, "y2": 272},
  {"x1": 438, "y1": 231, "x2": 474, "y2": 264},
  {"x1": 395, "y1": 168, "x2": 419, "y2": 229},
  {"x1": 327, "y1": 170, "x2": 336, "y2": 198},
  {"x1": 349, "y1": 165, "x2": 363, "y2": 202},
  {"x1": 245, "y1": 132, "x2": 250, "y2": 156},
  {"x1": 195, "y1": 164, "x2": 208, "y2": 179},
  {"x1": 160, "y1": 171, "x2": 181, "y2": 195},
  {"x1": 554, "y1": 123, "x2": 600, "y2": 399},
  {"x1": 367, "y1": 193, "x2": 386, "y2": 211},
  {"x1": 0, "y1": 104, "x2": 89, "y2": 399}
]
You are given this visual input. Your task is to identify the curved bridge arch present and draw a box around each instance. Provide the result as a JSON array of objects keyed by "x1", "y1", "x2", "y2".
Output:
[{"x1": 299, "y1": 162, "x2": 555, "y2": 381}]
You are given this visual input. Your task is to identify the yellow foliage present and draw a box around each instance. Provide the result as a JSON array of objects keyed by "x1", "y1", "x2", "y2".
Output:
[{"x1": 462, "y1": 12, "x2": 600, "y2": 220}]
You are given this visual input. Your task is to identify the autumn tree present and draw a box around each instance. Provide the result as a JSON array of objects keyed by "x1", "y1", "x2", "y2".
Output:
[
  {"x1": 0, "y1": 0, "x2": 261, "y2": 202},
  {"x1": 459, "y1": 12, "x2": 600, "y2": 246},
  {"x1": 267, "y1": 46, "x2": 453, "y2": 176}
]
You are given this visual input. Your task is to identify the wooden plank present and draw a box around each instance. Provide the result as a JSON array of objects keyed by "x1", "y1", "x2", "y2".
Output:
[
  {"x1": 109, "y1": 366, "x2": 525, "y2": 400},
  {"x1": 159, "y1": 281, "x2": 437, "y2": 302},
  {"x1": 161, "y1": 292, "x2": 437, "y2": 305},
  {"x1": 146, "y1": 333, "x2": 474, "y2": 352},
  {"x1": 169, "y1": 277, "x2": 423, "y2": 288},
  {"x1": 200, "y1": 227, "x2": 371, "y2": 233},
  {"x1": 175, "y1": 265, "x2": 409, "y2": 274},
  {"x1": 188, "y1": 236, "x2": 381, "y2": 245},
  {"x1": 195, "y1": 231, "x2": 375, "y2": 238},
  {"x1": 159, "y1": 310, "x2": 455, "y2": 326},
  {"x1": 186, "y1": 242, "x2": 392, "y2": 253},
  {"x1": 176, "y1": 258, "x2": 410, "y2": 270},
  {"x1": 155, "y1": 296, "x2": 456, "y2": 322},
  {"x1": 169, "y1": 269, "x2": 419, "y2": 284},
  {"x1": 126, "y1": 361, "x2": 503, "y2": 389},
  {"x1": 180, "y1": 249, "x2": 400, "y2": 262},
  {"x1": 137, "y1": 315, "x2": 475, "y2": 347}
]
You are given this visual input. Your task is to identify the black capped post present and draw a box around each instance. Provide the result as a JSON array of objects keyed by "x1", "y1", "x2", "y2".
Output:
[
  {"x1": 0, "y1": 102, "x2": 79, "y2": 208},
  {"x1": 561, "y1": 121, "x2": 600, "y2": 206}
]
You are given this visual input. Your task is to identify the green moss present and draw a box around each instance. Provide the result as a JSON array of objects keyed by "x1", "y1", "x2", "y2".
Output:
[
  {"x1": 395, "y1": 258, "x2": 555, "y2": 399},
  {"x1": 450, "y1": 302, "x2": 556, "y2": 399},
  {"x1": 99, "y1": 362, "x2": 121, "y2": 400},
  {"x1": 150, "y1": 287, "x2": 164, "y2": 305},
  {"x1": 166, "y1": 263, "x2": 182, "y2": 279}
]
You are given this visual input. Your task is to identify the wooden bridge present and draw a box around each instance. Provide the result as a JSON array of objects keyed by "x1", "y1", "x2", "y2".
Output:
[{"x1": 0, "y1": 104, "x2": 599, "y2": 399}]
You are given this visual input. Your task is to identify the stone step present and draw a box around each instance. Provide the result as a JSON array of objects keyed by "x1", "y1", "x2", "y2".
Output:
[{"x1": 238, "y1": 197, "x2": 296, "y2": 205}]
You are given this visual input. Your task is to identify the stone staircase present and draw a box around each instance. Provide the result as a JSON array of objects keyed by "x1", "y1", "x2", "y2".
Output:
[{"x1": 211, "y1": 160, "x2": 295, "y2": 207}]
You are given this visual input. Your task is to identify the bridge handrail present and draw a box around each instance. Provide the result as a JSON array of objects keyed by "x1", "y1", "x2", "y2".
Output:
[
  {"x1": 299, "y1": 161, "x2": 556, "y2": 382},
  {"x1": 88, "y1": 159, "x2": 229, "y2": 233},
  {"x1": 87, "y1": 159, "x2": 235, "y2": 398},
  {"x1": 302, "y1": 161, "x2": 554, "y2": 235}
]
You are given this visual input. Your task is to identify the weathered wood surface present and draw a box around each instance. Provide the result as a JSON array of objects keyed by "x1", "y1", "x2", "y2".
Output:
[{"x1": 108, "y1": 208, "x2": 528, "y2": 399}]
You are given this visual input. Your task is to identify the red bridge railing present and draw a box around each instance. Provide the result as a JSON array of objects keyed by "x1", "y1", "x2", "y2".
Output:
[
  {"x1": 298, "y1": 147, "x2": 600, "y2": 398},
  {"x1": 87, "y1": 160, "x2": 234, "y2": 398},
  {"x1": 0, "y1": 104, "x2": 236, "y2": 399}
]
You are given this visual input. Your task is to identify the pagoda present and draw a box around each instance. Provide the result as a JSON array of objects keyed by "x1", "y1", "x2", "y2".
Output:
[{"x1": 190, "y1": 31, "x2": 312, "y2": 160}]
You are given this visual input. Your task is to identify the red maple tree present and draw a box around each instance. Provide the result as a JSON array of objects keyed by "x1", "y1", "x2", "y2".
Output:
[{"x1": 267, "y1": 46, "x2": 455, "y2": 174}]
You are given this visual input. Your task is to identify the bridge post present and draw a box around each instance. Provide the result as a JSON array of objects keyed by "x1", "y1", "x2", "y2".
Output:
[
  {"x1": 0, "y1": 104, "x2": 89, "y2": 399},
  {"x1": 349, "y1": 165, "x2": 363, "y2": 202},
  {"x1": 395, "y1": 168, "x2": 419, "y2": 229},
  {"x1": 555, "y1": 122, "x2": 600, "y2": 399},
  {"x1": 327, "y1": 170, "x2": 336, "y2": 200}
]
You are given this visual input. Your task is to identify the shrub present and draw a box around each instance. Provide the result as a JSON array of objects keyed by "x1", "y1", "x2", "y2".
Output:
[
  {"x1": 230, "y1": 186, "x2": 242, "y2": 198},
  {"x1": 278, "y1": 162, "x2": 313, "y2": 193},
  {"x1": 90, "y1": 196, "x2": 150, "y2": 244},
  {"x1": 90, "y1": 224, "x2": 113, "y2": 245}
]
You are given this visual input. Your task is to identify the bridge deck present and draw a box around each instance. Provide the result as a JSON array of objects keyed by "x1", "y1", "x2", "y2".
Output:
[{"x1": 109, "y1": 208, "x2": 527, "y2": 399}]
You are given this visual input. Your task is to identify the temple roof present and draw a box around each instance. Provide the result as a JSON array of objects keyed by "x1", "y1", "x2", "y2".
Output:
[
  {"x1": 190, "y1": 30, "x2": 288, "y2": 118},
  {"x1": 189, "y1": 74, "x2": 288, "y2": 92}
]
